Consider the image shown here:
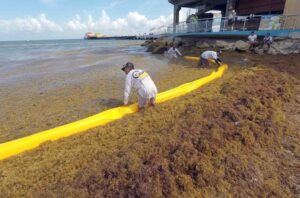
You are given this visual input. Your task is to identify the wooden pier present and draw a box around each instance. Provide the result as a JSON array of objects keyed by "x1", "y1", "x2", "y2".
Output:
[{"x1": 85, "y1": 35, "x2": 159, "y2": 40}]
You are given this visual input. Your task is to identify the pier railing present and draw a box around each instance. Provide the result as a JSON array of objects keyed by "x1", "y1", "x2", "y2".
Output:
[{"x1": 166, "y1": 14, "x2": 299, "y2": 34}]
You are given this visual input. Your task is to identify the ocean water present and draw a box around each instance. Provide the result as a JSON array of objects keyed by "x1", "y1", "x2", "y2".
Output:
[
  {"x1": 0, "y1": 39, "x2": 145, "y2": 61},
  {"x1": 0, "y1": 39, "x2": 148, "y2": 83}
]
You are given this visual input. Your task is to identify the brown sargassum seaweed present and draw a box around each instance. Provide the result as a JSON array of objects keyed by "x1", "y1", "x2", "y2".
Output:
[{"x1": 0, "y1": 67, "x2": 299, "y2": 198}]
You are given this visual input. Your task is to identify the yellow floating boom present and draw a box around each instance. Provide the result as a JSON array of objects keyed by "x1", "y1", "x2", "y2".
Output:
[
  {"x1": 184, "y1": 56, "x2": 216, "y2": 64},
  {"x1": 184, "y1": 56, "x2": 200, "y2": 61},
  {"x1": 0, "y1": 64, "x2": 228, "y2": 161}
]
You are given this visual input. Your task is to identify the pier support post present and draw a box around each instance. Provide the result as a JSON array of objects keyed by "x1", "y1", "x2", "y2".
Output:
[
  {"x1": 173, "y1": 5, "x2": 181, "y2": 33},
  {"x1": 225, "y1": 0, "x2": 237, "y2": 17},
  {"x1": 284, "y1": 0, "x2": 300, "y2": 29}
]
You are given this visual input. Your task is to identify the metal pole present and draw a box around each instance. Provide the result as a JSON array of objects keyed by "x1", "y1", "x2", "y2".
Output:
[
  {"x1": 282, "y1": 16, "x2": 287, "y2": 30},
  {"x1": 243, "y1": 18, "x2": 247, "y2": 31},
  {"x1": 292, "y1": 18, "x2": 296, "y2": 30},
  {"x1": 225, "y1": 0, "x2": 236, "y2": 17},
  {"x1": 173, "y1": 5, "x2": 181, "y2": 33},
  {"x1": 221, "y1": 18, "x2": 224, "y2": 32}
]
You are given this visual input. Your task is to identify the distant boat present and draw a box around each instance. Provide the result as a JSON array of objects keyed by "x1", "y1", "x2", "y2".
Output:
[{"x1": 84, "y1": 32, "x2": 105, "y2": 39}]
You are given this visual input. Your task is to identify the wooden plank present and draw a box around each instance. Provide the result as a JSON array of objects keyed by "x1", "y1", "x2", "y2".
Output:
[{"x1": 236, "y1": 0, "x2": 286, "y2": 15}]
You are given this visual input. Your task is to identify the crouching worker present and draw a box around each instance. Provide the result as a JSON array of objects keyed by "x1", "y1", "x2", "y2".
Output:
[
  {"x1": 262, "y1": 33, "x2": 273, "y2": 52},
  {"x1": 167, "y1": 45, "x2": 182, "y2": 59},
  {"x1": 199, "y1": 50, "x2": 222, "y2": 67},
  {"x1": 248, "y1": 31, "x2": 259, "y2": 51},
  {"x1": 121, "y1": 62, "x2": 158, "y2": 111}
]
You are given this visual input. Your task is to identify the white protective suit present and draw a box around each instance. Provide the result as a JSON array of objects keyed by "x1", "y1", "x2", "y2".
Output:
[
  {"x1": 201, "y1": 51, "x2": 219, "y2": 60},
  {"x1": 124, "y1": 69, "x2": 158, "y2": 107},
  {"x1": 167, "y1": 47, "x2": 182, "y2": 59},
  {"x1": 248, "y1": 34, "x2": 257, "y2": 42}
]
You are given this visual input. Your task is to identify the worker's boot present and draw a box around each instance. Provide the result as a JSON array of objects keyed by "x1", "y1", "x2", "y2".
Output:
[{"x1": 149, "y1": 98, "x2": 156, "y2": 107}]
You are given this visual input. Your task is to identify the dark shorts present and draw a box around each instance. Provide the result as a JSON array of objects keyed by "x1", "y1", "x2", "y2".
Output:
[
  {"x1": 199, "y1": 58, "x2": 209, "y2": 67},
  {"x1": 138, "y1": 95, "x2": 156, "y2": 108}
]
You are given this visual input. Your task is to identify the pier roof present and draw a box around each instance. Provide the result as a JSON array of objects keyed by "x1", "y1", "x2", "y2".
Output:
[{"x1": 168, "y1": 0, "x2": 226, "y2": 8}]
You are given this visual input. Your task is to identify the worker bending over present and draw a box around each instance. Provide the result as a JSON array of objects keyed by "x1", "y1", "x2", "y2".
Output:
[
  {"x1": 167, "y1": 45, "x2": 182, "y2": 59},
  {"x1": 248, "y1": 32, "x2": 259, "y2": 51},
  {"x1": 262, "y1": 33, "x2": 273, "y2": 52},
  {"x1": 122, "y1": 62, "x2": 158, "y2": 111},
  {"x1": 199, "y1": 50, "x2": 222, "y2": 67}
]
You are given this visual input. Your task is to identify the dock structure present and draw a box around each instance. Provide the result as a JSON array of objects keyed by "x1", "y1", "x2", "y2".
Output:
[
  {"x1": 86, "y1": 36, "x2": 137, "y2": 40},
  {"x1": 167, "y1": 0, "x2": 300, "y2": 38},
  {"x1": 84, "y1": 31, "x2": 159, "y2": 40},
  {"x1": 84, "y1": 35, "x2": 158, "y2": 40},
  {"x1": 169, "y1": 0, "x2": 230, "y2": 32}
]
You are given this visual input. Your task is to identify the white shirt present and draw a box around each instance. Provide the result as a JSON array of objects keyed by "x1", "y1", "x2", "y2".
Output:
[
  {"x1": 167, "y1": 47, "x2": 182, "y2": 59},
  {"x1": 232, "y1": 11, "x2": 236, "y2": 18},
  {"x1": 228, "y1": 10, "x2": 236, "y2": 19},
  {"x1": 263, "y1": 36, "x2": 273, "y2": 43},
  {"x1": 248, "y1": 34, "x2": 257, "y2": 42},
  {"x1": 124, "y1": 69, "x2": 158, "y2": 105},
  {"x1": 201, "y1": 51, "x2": 218, "y2": 60}
]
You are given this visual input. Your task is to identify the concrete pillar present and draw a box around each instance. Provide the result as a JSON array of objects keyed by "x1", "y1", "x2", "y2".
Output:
[
  {"x1": 225, "y1": 0, "x2": 237, "y2": 17},
  {"x1": 173, "y1": 5, "x2": 181, "y2": 33},
  {"x1": 283, "y1": 0, "x2": 300, "y2": 29}
]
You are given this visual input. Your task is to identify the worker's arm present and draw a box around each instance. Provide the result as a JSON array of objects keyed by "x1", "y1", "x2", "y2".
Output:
[
  {"x1": 215, "y1": 58, "x2": 222, "y2": 66},
  {"x1": 254, "y1": 35, "x2": 258, "y2": 42},
  {"x1": 248, "y1": 35, "x2": 251, "y2": 41},
  {"x1": 175, "y1": 48, "x2": 182, "y2": 56},
  {"x1": 263, "y1": 36, "x2": 267, "y2": 42},
  {"x1": 212, "y1": 53, "x2": 222, "y2": 66},
  {"x1": 167, "y1": 48, "x2": 173, "y2": 58},
  {"x1": 123, "y1": 75, "x2": 132, "y2": 105}
]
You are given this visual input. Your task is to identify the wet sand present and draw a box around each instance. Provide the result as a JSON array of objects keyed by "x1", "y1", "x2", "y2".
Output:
[{"x1": 0, "y1": 41, "x2": 213, "y2": 143}]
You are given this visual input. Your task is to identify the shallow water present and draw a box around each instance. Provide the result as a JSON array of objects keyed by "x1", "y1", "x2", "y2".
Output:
[{"x1": 0, "y1": 39, "x2": 213, "y2": 143}]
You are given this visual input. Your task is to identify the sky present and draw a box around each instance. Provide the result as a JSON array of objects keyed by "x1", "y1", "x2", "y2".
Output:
[{"x1": 0, "y1": 0, "x2": 193, "y2": 41}]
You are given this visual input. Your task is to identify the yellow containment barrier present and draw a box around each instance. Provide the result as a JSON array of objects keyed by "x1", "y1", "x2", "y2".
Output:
[
  {"x1": 0, "y1": 64, "x2": 228, "y2": 161},
  {"x1": 184, "y1": 56, "x2": 200, "y2": 61},
  {"x1": 184, "y1": 56, "x2": 216, "y2": 64}
]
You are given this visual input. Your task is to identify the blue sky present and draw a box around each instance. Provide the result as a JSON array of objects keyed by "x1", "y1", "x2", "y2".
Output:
[{"x1": 0, "y1": 0, "x2": 177, "y2": 41}]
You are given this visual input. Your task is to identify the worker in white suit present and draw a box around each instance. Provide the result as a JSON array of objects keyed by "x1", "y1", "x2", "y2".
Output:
[
  {"x1": 121, "y1": 62, "x2": 158, "y2": 111},
  {"x1": 167, "y1": 45, "x2": 182, "y2": 59},
  {"x1": 199, "y1": 50, "x2": 222, "y2": 67}
]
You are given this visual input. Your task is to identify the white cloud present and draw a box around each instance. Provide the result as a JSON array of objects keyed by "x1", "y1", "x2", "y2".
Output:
[
  {"x1": 0, "y1": 10, "x2": 174, "y2": 40},
  {"x1": 64, "y1": 10, "x2": 173, "y2": 36},
  {"x1": 126, "y1": 12, "x2": 148, "y2": 28},
  {"x1": 66, "y1": 15, "x2": 87, "y2": 31},
  {"x1": 87, "y1": 15, "x2": 95, "y2": 29},
  {"x1": 0, "y1": 14, "x2": 62, "y2": 33}
]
